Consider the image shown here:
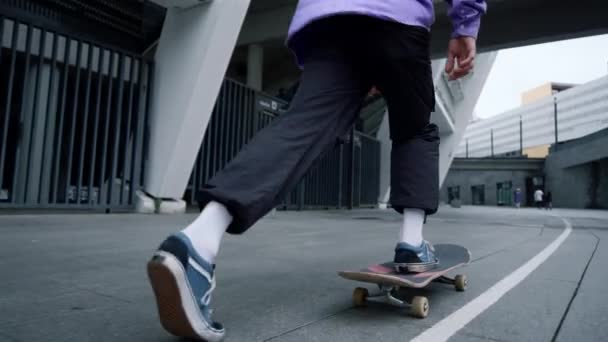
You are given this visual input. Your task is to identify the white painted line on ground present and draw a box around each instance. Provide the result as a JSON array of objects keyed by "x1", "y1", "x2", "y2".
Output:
[{"x1": 411, "y1": 217, "x2": 573, "y2": 342}]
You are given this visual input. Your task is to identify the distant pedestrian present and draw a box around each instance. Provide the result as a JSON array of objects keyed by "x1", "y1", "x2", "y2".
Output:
[
  {"x1": 514, "y1": 188, "x2": 522, "y2": 208},
  {"x1": 544, "y1": 191, "x2": 553, "y2": 210},
  {"x1": 534, "y1": 189, "x2": 544, "y2": 209}
]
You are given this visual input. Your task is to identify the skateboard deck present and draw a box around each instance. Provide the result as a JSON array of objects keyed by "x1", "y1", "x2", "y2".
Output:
[{"x1": 338, "y1": 244, "x2": 471, "y2": 289}]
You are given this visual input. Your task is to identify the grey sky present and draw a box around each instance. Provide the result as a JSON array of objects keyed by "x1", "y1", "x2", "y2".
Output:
[{"x1": 474, "y1": 34, "x2": 608, "y2": 119}]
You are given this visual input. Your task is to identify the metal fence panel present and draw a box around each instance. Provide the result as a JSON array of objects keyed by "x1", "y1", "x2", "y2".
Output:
[
  {"x1": 358, "y1": 132, "x2": 381, "y2": 207},
  {"x1": 0, "y1": 16, "x2": 152, "y2": 210},
  {"x1": 1, "y1": 15, "x2": 380, "y2": 211},
  {"x1": 0, "y1": 19, "x2": 17, "y2": 202},
  {"x1": 185, "y1": 79, "x2": 260, "y2": 204}
]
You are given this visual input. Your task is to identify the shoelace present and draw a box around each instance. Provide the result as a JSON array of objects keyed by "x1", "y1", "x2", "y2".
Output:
[
  {"x1": 200, "y1": 275, "x2": 216, "y2": 307},
  {"x1": 418, "y1": 241, "x2": 435, "y2": 260}
]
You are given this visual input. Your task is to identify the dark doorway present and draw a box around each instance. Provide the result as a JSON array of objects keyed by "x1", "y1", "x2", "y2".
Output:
[
  {"x1": 526, "y1": 176, "x2": 544, "y2": 207},
  {"x1": 471, "y1": 185, "x2": 485, "y2": 205}
]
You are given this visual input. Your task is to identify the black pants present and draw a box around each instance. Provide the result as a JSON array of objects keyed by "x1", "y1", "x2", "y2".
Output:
[{"x1": 199, "y1": 16, "x2": 439, "y2": 234}]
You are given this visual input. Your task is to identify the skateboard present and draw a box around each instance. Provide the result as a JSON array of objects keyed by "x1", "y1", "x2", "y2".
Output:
[{"x1": 338, "y1": 244, "x2": 470, "y2": 318}]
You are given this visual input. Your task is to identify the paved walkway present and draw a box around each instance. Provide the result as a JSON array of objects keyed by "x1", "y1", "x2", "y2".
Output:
[{"x1": 1, "y1": 206, "x2": 607, "y2": 341}]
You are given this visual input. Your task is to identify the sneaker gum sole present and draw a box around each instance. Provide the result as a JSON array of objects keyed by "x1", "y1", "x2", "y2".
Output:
[{"x1": 147, "y1": 258, "x2": 199, "y2": 339}]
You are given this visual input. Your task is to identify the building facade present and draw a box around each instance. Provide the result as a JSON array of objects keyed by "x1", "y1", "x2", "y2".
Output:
[
  {"x1": 441, "y1": 158, "x2": 544, "y2": 207},
  {"x1": 457, "y1": 76, "x2": 608, "y2": 159},
  {"x1": 443, "y1": 127, "x2": 608, "y2": 209},
  {"x1": 445, "y1": 76, "x2": 608, "y2": 209}
]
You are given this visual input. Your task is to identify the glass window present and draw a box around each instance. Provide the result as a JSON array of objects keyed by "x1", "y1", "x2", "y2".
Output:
[{"x1": 497, "y1": 181, "x2": 513, "y2": 206}]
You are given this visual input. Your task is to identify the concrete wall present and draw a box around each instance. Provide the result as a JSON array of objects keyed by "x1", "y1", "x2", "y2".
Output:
[
  {"x1": 441, "y1": 169, "x2": 539, "y2": 207},
  {"x1": 545, "y1": 158, "x2": 608, "y2": 210},
  {"x1": 598, "y1": 159, "x2": 608, "y2": 209},
  {"x1": 544, "y1": 159, "x2": 608, "y2": 210},
  {"x1": 545, "y1": 129, "x2": 608, "y2": 170},
  {"x1": 544, "y1": 162, "x2": 592, "y2": 209},
  {"x1": 443, "y1": 160, "x2": 608, "y2": 209},
  {"x1": 544, "y1": 128, "x2": 608, "y2": 209},
  {"x1": 441, "y1": 158, "x2": 545, "y2": 207}
]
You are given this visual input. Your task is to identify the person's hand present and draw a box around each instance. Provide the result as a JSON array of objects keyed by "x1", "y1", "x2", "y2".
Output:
[{"x1": 445, "y1": 37, "x2": 477, "y2": 80}]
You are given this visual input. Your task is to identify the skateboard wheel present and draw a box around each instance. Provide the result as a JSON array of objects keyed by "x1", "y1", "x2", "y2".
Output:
[
  {"x1": 410, "y1": 296, "x2": 429, "y2": 318},
  {"x1": 454, "y1": 275, "x2": 467, "y2": 291},
  {"x1": 352, "y1": 287, "x2": 368, "y2": 307}
]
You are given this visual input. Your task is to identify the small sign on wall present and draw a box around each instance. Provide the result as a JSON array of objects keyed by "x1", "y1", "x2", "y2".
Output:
[{"x1": 257, "y1": 95, "x2": 288, "y2": 115}]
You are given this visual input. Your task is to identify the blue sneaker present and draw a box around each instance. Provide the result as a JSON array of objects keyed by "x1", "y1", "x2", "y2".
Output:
[
  {"x1": 147, "y1": 232, "x2": 225, "y2": 341},
  {"x1": 393, "y1": 240, "x2": 439, "y2": 273}
]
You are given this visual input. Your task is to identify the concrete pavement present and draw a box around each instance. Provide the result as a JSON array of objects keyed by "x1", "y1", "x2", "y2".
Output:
[{"x1": 0, "y1": 206, "x2": 607, "y2": 342}]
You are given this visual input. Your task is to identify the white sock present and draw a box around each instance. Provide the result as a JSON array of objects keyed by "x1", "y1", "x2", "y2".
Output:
[
  {"x1": 181, "y1": 201, "x2": 232, "y2": 263},
  {"x1": 399, "y1": 208, "x2": 425, "y2": 247}
]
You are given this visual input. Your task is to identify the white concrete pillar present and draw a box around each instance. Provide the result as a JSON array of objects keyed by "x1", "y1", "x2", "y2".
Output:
[
  {"x1": 437, "y1": 52, "x2": 497, "y2": 186},
  {"x1": 247, "y1": 44, "x2": 264, "y2": 91},
  {"x1": 144, "y1": 1, "x2": 251, "y2": 203}
]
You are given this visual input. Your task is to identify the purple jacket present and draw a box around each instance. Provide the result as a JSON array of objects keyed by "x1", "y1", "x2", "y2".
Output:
[{"x1": 288, "y1": 0, "x2": 487, "y2": 46}]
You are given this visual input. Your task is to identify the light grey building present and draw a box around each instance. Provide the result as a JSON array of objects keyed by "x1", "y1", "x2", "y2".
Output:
[{"x1": 456, "y1": 75, "x2": 608, "y2": 158}]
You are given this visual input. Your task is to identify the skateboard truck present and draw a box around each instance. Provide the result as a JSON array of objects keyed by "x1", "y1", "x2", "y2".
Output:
[
  {"x1": 353, "y1": 285, "x2": 430, "y2": 318},
  {"x1": 436, "y1": 274, "x2": 468, "y2": 291},
  {"x1": 351, "y1": 275, "x2": 467, "y2": 319}
]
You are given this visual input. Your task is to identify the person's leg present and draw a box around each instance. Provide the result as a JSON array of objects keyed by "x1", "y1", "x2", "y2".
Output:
[
  {"x1": 390, "y1": 125, "x2": 440, "y2": 272},
  {"x1": 368, "y1": 22, "x2": 439, "y2": 272},
  {"x1": 147, "y1": 24, "x2": 371, "y2": 340},
  {"x1": 179, "y1": 54, "x2": 370, "y2": 263},
  {"x1": 399, "y1": 208, "x2": 426, "y2": 246},
  {"x1": 197, "y1": 54, "x2": 370, "y2": 236},
  {"x1": 181, "y1": 201, "x2": 232, "y2": 263}
]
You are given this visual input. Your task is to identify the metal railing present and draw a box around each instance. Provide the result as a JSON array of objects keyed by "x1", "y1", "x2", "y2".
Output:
[
  {"x1": 0, "y1": 16, "x2": 152, "y2": 209},
  {"x1": 186, "y1": 81, "x2": 381, "y2": 210},
  {"x1": 185, "y1": 79, "x2": 260, "y2": 204},
  {"x1": 357, "y1": 132, "x2": 381, "y2": 207}
]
